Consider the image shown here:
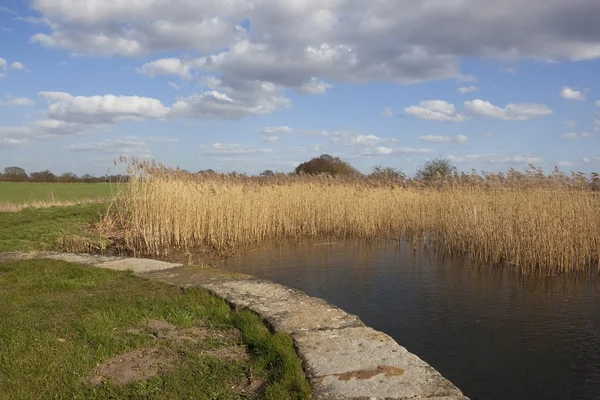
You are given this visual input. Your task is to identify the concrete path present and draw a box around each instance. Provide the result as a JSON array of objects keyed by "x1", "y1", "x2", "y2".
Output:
[{"x1": 0, "y1": 251, "x2": 468, "y2": 400}]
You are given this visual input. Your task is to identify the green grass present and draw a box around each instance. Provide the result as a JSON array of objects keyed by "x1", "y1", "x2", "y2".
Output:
[
  {"x1": 0, "y1": 259, "x2": 310, "y2": 399},
  {"x1": 0, "y1": 203, "x2": 107, "y2": 253},
  {"x1": 0, "y1": 182, "x2": 116, "y2": 204}
]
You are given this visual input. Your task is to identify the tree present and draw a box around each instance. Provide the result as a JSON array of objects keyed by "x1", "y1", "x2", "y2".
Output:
[
  {"x1": 260, "y1": 169, "x2": 275, "y2": 177},
  {"x1": 81, "y1": 173, "x2": 95, "y2": 183},
  {"x1": 3, "y1": 166, "x2": 28, "y2": 182},
  {"x1": 415, "y1": 157, "x2": 456, "y2": 182},
  {"x1": 30, "y1": 170, "x2": 57, "y2": 183},
  {"x1": 369, "y1": 165, "x2": 405, "y2": 180},
  {"x1": 294, "y1": 154, "x2": 360, "y2": 176},
  {"x1": 59, "y1": 172, "x2": 78, "y2": 183}
]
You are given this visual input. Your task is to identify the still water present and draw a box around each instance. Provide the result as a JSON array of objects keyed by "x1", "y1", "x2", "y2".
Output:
[{"x1": 217, "y1": 240, "x2": 600, "y2": 400}]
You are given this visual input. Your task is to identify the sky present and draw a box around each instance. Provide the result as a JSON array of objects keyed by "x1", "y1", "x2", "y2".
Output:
[{"x1": 1, "y1": 0, "x2": 600, "y2": 177}]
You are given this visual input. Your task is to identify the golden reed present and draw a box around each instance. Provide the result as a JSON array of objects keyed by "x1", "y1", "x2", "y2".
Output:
[{"x1": 106, "y1": 159, "x2": 600, "y2": 273}]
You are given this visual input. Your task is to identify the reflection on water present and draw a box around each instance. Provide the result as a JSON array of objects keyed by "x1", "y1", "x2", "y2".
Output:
[{"x1": 217, "y1": 240, "x2": 600, "y2": 400}]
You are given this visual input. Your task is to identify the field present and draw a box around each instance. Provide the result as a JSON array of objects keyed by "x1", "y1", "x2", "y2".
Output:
[
  {"x1": 0, "y1": 182, "x2": 116, "y2": 211},
  {"x1": 104, "y1": 161, "x2": 600, "y2": 274}
]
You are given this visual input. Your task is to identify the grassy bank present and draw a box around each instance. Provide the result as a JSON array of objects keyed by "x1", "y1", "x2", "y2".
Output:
[
  {"x1": 0, "y1": 206, "x2": 310, "y2": 399},
  {"x1": 0, "y1": 259, "x2": 310, "y2": 399},
  {"x1": 0, "y1": 182, "x2": 116, "y2": 212},
  {"x1": 106, "y1": 162, "x2": 600, "y2": 273}
]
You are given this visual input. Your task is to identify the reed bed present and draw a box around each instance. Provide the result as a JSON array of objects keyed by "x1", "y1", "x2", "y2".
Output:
[{"x1": 106, "y1": 160, "x2": 600, "y2": 273}]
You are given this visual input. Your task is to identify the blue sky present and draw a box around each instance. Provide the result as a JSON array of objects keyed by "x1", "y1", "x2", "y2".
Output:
[{"x1": 1, "y1": 0, "x2": 600, "y2": 176}]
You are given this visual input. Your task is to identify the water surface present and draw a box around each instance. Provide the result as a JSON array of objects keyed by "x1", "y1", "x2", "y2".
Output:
[{"x1": 217, "y1": 240, "x2": 600, "y2": 400}]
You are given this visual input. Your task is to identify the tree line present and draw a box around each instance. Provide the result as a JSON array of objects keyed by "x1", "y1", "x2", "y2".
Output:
[{"x1": 0, "y1": 166, "x2": 129, "y2": 183}]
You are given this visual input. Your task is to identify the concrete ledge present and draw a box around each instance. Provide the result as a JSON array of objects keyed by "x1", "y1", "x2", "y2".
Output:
[{"x1": 1, "y1": 252, "x2": 468, "y2": 400}]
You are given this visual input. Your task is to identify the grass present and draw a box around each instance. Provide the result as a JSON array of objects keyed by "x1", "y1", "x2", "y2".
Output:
[
  {"x1": 0, "y1": 259, "x2": 310, "y2": 399},
  {"x1": 0, "y1": 203, "x2": 108, "y2": 253},
  {"x1": 0, "y1": 182, "x2": 117, "y2": 212},
  {"x1": 106, "y1": 160, "x2": 600, "y2": 273}
]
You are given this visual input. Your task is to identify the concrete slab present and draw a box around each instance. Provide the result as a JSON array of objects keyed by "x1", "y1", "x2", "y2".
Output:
[
  {"x1": 96, "y1": 258, "x2": 181, "y2": 273},
  {"x1": 202, "y1": 279, "x2": 364, "y2": 334},
  {"x1": 295, "y1": 327, "x2": 468, "y2": 400}
]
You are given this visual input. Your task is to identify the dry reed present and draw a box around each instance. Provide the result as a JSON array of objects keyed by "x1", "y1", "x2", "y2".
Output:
[
  {"x1": 106, "y1": 159, "x2": 600, "y2": 273},
  {"x1": 0, "y1": 198, "x2": 106, "y2": 213}
]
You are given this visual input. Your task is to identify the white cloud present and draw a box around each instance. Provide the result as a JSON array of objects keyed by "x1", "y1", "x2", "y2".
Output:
[
  {"x1": 381, "y1": 107, "x2": 393, "y2": 117},
  {"x1": 582, "y1": 157, "x2": 591, "y2": 164},
  {"x1": 484, "y1": 131, "x2": 494, "y2": 137},
  {"x1": 0, "y1": 6, "x2": 15, "y2": 14},
  {"x1": 168, "y1": 82, "x2": 180, "y2": 90},
  {"x1": 331, "y1": 131, "x2": 396, "y2": 146},
  {"x1": 560, "y1": 86, "x2": 586, "y2": 101},
  {"x1": 40, "y1": 92, "x2": 171, "y2": 124},
  {"x1": 361, "y1": 146, "x2": 432, "y2": 156},
  {"x1": 137, "y1": 58, "x2": 193, "y2": 79},
  {"x1": 464, "y1": 99, "x2": 553, "y2": 120},
  {"x1": 300, "y1": 129, "x2": 330, "y2": 137},
  {"x1": 28, "y1": 0, "x2": 600, "y2": 90},
  {"x1": 200, "y1": 143, "x2": 273, "y2": 156},
  {"x1": 260, "y1": 126, "x2": 294, "y2": 135},
  {"x1": 596, "y1": 101, "x2": 600, "y2": 107},
  {"x1": 405, "y1": 100, "x2": 469, "y2": 122},
  {"x1": 418, "y1": 134, "x2": 468, "y2": 143},
  {"x1": 458, "y1": 86, "x2": 478, "y2": 94},
  {"x1": 0, "y1": 96, "x2": 36, "y2": 106},
  {"x1": 361, "y1": 147, "x2": 394, "y2": 156},
  {"x1": 63, "y1": 136, "x2": 173, "y2": 157},
  {"x1": 262, "y1": 135, "x2": 279, "y2": 142},
  {"x1": 0, "y1": 58, "x2": 6, "y2": 70},
  {"x1": 557, "y1": 161, "x2": 572, "y2": 167},
  {"x1": 562, "y1": 132, "x2": 593, "y2": 139},
  {"x1": 297, "y1": 78, "x2": 333, "y2": 94},
  {"x1": 10, "y1": 61, "x2": 28, "y2": 71},
  {"x1": 448, "y1": 153, "x2": 543, "y2": 164}
]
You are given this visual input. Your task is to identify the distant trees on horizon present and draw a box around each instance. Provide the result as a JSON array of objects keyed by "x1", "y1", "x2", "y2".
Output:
[{"x1": 0, "y1": 166, "x2": 129, "y2": 183}]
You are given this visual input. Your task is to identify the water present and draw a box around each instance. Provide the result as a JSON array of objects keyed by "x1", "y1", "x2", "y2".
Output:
[{"x1": 217, "y1": 240, "x2": 600, "y2": 400}]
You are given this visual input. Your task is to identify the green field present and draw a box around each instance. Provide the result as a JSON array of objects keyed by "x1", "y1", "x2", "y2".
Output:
[{"x1": 0, "y1": 182, "x2": 117, "y2": 204}]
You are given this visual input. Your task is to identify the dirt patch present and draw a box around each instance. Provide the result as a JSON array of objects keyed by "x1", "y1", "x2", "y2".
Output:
[
  {"x1": 128, "y1": 319, "x2": 241, "y2": 345},
  {"x1": 86, "y1": 347, "x2": 176, "y2": 386}
]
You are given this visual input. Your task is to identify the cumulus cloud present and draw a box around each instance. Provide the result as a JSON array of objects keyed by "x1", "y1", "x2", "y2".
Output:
[
  {"x1": 405, "y1": 100, "x2": 469, "y2": 122},
  {"x1": 260, "y1": 126, "x2": 294, "y2": 135},
  {"x1": 63, "y1": 136, "x2": 175, "y2": 157},
  {"x1": 297, "y1": 78, "x2": 333, "y2": 94},
  {"x1": 27, "y1": 0, "x2": 600, "y2": 90},
  {"x1": 300, "y1": 129, "x2": 331, "y2": 137},
  {"x1": 418, "y1": 134, "x2": 468, "y2": 143},
  {"x1": 362, "y1": 146, "x2": 432, "y2": 156},
  {"x1": 0, "y1": 58, "x2": 6, "y2": 70},
  {"x1": 200, "y1": 143, "x2": 273, "y2": 155},
  {"x1": 40, "y1": 92, "x2": 171, "y2": 124},
  {"x1": 458, "y1": 86, "x2": 478, "y2": 94},
  {"x1": 262, "y1": 135, "x2": 279, "y2": 142},
  {"x1": 10, "y1": 61, "x2": 28, "y2": 71},
  {"x1": 448, "y1": 153, "x2": 543, "y2": 164},
  {"x1": 582, "y1": 157, "x2": 591, "y2": 163},
  {"x1": 562, "y1": 132, "x2": 593, "y2": 139},
  {"x1": 331, "y1": 131, "x2": 396, "y2": 146},
  {"x1": 0, "y1": 96, "x2": 36, "y2": 106},
  {"x1": 560, "y1": 86, "x2": 586, "y2": 100},
  {"x1": 464, "y1": 99, "x2": 553, "y2": 120},
  {"x1": 137, "y1": 58, "x2": 193, "y2": 79}
]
